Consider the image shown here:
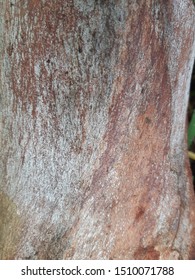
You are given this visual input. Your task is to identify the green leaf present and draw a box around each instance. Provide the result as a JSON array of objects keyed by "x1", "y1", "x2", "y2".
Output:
[{"x1": 188, "y1": 110, "x2": 195, "y2": 148}]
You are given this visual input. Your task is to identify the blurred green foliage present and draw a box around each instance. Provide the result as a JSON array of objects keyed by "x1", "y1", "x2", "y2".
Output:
[{"x1": 188, "y1": 109, "x2": 195, "y2": 148}]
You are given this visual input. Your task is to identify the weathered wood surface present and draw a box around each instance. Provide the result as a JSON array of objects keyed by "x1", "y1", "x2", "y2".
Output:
[{"x1": 0, "y1": 0, "x2": 195, "y2": 259}]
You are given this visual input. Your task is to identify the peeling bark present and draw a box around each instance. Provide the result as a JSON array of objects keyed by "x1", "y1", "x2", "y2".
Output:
[{"x1": 0, "y1": 0, "x2": 195, "y2": 260}]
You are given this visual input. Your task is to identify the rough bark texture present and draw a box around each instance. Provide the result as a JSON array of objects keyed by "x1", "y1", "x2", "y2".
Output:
[{"x1": 0, "y1": 0, "x2": 195, "y2": 260}]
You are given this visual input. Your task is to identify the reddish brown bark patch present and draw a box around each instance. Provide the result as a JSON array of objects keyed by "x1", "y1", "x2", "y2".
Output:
[{"x1": 134, "y1": 246, "x2": 160, "y2": 260}]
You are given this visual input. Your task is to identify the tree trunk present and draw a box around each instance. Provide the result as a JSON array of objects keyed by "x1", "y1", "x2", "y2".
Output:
[{"x1": 0, "y1": 0, "x2": 195, "y2": 260}]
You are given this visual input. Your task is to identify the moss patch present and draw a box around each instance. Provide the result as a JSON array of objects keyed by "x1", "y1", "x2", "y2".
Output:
[{"x1": 0, "y1": 192, "x2": 22, "y2": 259}]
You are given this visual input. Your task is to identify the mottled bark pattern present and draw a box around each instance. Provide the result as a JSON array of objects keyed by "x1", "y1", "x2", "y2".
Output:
[{"x1": 0, "y1": 0, "x2": 195, "y2": 259}]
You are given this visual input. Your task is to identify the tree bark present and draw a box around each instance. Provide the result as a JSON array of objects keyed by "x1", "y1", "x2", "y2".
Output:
[{"x1": 0, "y1": 0, "x2": 195, "y2": 260}]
